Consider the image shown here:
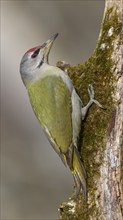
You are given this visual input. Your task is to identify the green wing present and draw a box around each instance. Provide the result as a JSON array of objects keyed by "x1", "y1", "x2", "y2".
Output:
[{"x1": 27, "y1": 75, "x2": 72, "y2": 154}]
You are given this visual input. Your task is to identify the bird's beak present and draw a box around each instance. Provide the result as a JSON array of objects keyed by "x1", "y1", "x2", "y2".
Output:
[{"x1": 41, "y1": 33, "x2": 59, "y2": 63}]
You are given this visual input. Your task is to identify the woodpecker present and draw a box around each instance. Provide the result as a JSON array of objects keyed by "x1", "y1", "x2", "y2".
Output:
[{"x1": 20, "y1": 33, "x2": 103, "y2": 200}]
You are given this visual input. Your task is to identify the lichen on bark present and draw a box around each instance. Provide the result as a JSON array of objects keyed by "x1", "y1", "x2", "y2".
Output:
[{"x1": 59, "y1": 4, "x2": 122, "y2": 220}]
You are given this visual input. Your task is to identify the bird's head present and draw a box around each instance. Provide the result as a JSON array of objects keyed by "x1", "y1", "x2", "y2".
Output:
[{"x1": 20, "y1": 33, "x2": 59, "y2": 84}]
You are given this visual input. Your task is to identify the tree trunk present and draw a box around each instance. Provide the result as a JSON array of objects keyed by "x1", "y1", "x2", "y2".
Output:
[{"x1": 59, "y1": 0, "x2": 123, "y2": 219}]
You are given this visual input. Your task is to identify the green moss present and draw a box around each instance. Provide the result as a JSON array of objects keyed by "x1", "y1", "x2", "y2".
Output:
[{"x1": 59, "y1": 6, "x2": 122, "y2": 220}]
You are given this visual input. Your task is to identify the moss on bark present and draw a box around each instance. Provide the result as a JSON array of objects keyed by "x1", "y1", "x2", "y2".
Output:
[{"x1": 59, "y1": 6, "x2": 122, "y2": 220}]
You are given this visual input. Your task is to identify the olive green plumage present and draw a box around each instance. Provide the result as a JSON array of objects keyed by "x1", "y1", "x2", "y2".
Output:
[
  {"x1": 27, "y1": 75, "x2": 72, "y2": 153},
  {"x1": 26, "y1": 71, "x2": 86, "y2": 199}
]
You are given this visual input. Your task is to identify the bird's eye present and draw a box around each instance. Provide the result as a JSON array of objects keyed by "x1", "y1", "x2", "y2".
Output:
[{"x1": 31, "y1": 48, "x2": 40, "y2": 59}]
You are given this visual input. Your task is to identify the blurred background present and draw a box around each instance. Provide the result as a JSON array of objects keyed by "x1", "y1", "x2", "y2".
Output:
[{"x1": 1, "y1": 1, "x2": 105, "y2": 219}]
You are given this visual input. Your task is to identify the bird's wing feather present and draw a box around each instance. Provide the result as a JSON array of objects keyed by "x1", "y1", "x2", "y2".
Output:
[{"x1": 27, "y1": 75, "x2": 73, "y2": 156}]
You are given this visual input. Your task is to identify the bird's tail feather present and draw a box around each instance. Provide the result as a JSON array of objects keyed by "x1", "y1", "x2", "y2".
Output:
[{"x1": 72, "y1": 147, "x2": 87, "y2": 200}]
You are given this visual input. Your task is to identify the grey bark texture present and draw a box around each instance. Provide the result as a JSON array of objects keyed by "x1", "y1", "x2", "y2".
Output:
[
  {"x1": 96, "y1": 0, "x2": 123, "y2": 219},
  {"x1": 59, "y1": 0, "x2": 123, "y2": 219}
]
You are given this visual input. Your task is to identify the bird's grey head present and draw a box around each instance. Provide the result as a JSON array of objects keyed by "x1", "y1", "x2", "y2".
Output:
[{"x1": 20, "y1": 33, "x2": 59, "y2": 85}]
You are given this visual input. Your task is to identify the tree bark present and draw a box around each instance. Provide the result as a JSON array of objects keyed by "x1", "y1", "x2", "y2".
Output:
[{"x1": 59, "y1": 0, "x2": 123, "y2": 219}]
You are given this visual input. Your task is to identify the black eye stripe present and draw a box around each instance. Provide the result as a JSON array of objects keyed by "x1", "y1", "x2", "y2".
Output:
[{"x1": 31, "y1": 48, "x2": 40, "y2": 58}]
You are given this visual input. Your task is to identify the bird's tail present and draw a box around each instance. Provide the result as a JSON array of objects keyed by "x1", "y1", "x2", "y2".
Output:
[{"x1": 72, "y1": 147, "x2": 87, "y2": 200}]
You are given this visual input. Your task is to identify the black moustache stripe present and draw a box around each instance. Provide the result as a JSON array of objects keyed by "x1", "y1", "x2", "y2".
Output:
[
  {"x1": 37, "y1": 56, "x2": 44, "y2": 68},
  {"x1": 38, "y1": 59, "x2": 44, "y2": 68}
]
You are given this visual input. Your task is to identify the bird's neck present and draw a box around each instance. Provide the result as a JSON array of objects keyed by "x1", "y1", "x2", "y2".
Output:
[
  {"x1": 22, "y1": 63, "x2": 51, "y2": 87},
  {"x1": 24, "y1": 63, "x2": 73, "y2": 94}
]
